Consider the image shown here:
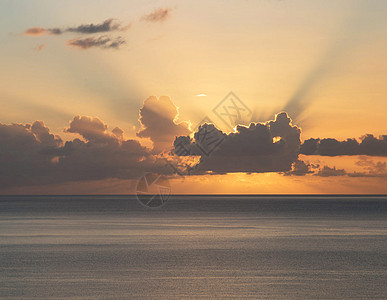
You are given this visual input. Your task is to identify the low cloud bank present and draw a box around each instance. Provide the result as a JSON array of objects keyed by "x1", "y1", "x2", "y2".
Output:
[
  {"x1": 0, "y1": 95, "x2": 386, "y2": 189},
  {"x1": 0, "y1": 96, "x2": 194, "y2": 189},
  {"x1": 300, "y1": 135, "x2": 387, "y2": 156},
  {"x1": 0, "y1": 116, "x2": 172, "y2": 188}
]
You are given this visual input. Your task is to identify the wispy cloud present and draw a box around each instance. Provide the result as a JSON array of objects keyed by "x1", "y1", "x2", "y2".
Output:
[
  {"x1": 142, "y1": 8, "x2": 172, "y2": 23},
  {"x1": 23, "y1": 19, "x2": 129, "y2": 36},
  {"x1": 33, "y1": 44, "x2": 46, "y2": 51},
  {"x1": 67, "y1": 19, "x2": 126, "y2": 34},
  {"x1": 67, "y1": 35, "x2": 126, "y2": 50},
  {"x1": 23, "y1": 27, "x2": 48, "y2": 36}
]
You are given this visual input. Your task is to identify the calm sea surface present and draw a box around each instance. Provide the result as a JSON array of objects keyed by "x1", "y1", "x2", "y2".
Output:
[{"x1": 0, "y1": 195, "x2": 386, "y2": 299}]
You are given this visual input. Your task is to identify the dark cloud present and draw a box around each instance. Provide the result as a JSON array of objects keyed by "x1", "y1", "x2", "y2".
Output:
[
  {"x1": 348, "y1": 172, "x2": 387, "y2": 178},
  {"x1": 316, "y1": 166, "x2": 346, "y2": 177},
  {"x1": 314, "y1": 161, "x2": 387, "y2": 178},
  {"x1": 0, "y1": 121, "x2": 63, "y2": 188},
  {"x1": 56, "y1": 116, "x2": 159, "y2": 182},
  {"x1": 287, "y1": 157, "x2": 387, "y2": 178},
  {"x1": 301, "y1": 135, "x2": 387, "y2": 156},
  {"x1": 23, "y1": 19, "x2": 128, "y2": 36},
  {"x1": 0, "y1": 92, "x2": 385, "y2": 190},
  {"x1": 49, "y1": 28, "x2": 63, "y2": 35},
  {"x1": 0, "y1": 117, "x2": 173, "y2": 189},
  {"x1": 23, "y1": 19, "x2": 129, "y2": 50},
  {"x1": 142, "y1": 8, "x2": 171, "y2": 23},
  {"x1": 0, "y1": 96, "x2": 197, "y2": 189},
  {"x1": 137, "y1": 96, "x2": 190, "y2": 153},
  {"x1": 112, "y1": 127, "x2": 124, "y2": 139},
  {"x1": 349, "y1": 157, "x2": 387, "y2": 177},
  {"x1": 174, "y1": 112, "x2": 301, "y2": 174},
  {"x1": 31, "y1": 121, "x2": 63, "y2": 148},
  {"x1": 64, "y1": 116, "x2": 115, "y2": 143},
  {"x1": 67, "y1": 19, "x2": 123, "y2": 34},
  {"x1": 285, "y1": 159, "x2": 318, "y2": 176},
  {"x1": 67, "y1": 36, "x2": 126, "y2": 50}
]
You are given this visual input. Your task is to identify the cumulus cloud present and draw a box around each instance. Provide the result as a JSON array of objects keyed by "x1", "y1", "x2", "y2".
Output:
[
  {"x1": 142, "y1": 8, "x2": 172, "y2": 23},
  {"x1": 137, "y1": 96, "x2": 190, "y2": 153},
  {"x1": 300, "y1": 135, "x2": 387, "y2": 156},
  {"x1": 0, "y1": 96, "x2": 197, "y2": 189},
  {"x1": 64, "y1": 116, "x2": 116, "y2": 143},
  {"x1": 0, "y1": 93, "x2": 385, "y2": 190},
  {"x1": 174, "y1": 112, "x2": 301, "y2": 173},
  {"x1": 0, "y1": 117, "x2": 175, "y2": 189},
  {"x1": 67, "y1": 36, "x2": 125, "y2": 50},
  {"x1": 0, "y1": 121, "x2": 63, "y2": 188}
]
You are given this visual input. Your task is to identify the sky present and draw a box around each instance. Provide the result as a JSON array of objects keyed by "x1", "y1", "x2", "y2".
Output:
[{"x1": 0, "y1": 0, "x2": 386, "y2": 194}]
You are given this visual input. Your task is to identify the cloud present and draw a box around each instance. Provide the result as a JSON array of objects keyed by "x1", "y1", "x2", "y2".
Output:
[
  {"x1": 64, "y1": 116, "x2": 116, "y2": 143},
  {"x1": 33, "y1": 44, "x2": 46, "y2": 51},
  {"x1": 300, "y1": 135, "x2": 387, "y2": 156},
  {"x1": 56, "y1": 116, "x2": 160, "y2": 182},
  {"x1": 23, "y1": 27, "x2": 49, "y2": 36},
  {"x1": 0, "y1": 121, "x2": 63, "y2": 188},
  {"x1": 31, "y1": 121, "x2": 63, "y2": 148},
  {"x1": 23, "y1": 27, "x2": 62, "y2": 36},
  {"x1": 356, "y1": 157, "x2": 386, "y2": 173},
  {"x1": 286, "y1": 159, "x2": 318, "y2": 176},
  {"x1": 0, "y1": 96, "x2": 197, "y2": 189},
  {"x1": 0, "y1": 94, "x2": 385, "y2": 190},
  {"x1": 112, "y1": 127, "x2": 124, "y2": 139},
  {"x1": 314, "y1": 162, "x2": 387, "y2": 178},
  {"x1": 67, "y1": 19, "x2": 124, "y2": 34},
  {"x1": 0, "y1": 117, "x2": 175, "y2": 189},
  {"x1": 67, "y1": 36, "x2": 126, "y2": 50},
  {"x1": 349, "y1": 157, "x2": 387, "y2": 177},
  {"x1": 137, "y1": 96, "x2": 190, "y2": 153},
  {"x1": 23, "y1": 19, "x2": 129, "y2": 50},
  {"x1": 287, "y1": 156, "x2": 387, "y2": 178},
  {"x1": 316, "y1": 166, "x2": 346, "y2": 177},
  {"x1": 174, "y1": 112, "x2": 302, "y2": 173},
  {"x1": 142, "y1": 8, "x2": 172, "y2": 23},
  {"x1": 23, "y1": 19, "x2": 128, "y2": 36}
]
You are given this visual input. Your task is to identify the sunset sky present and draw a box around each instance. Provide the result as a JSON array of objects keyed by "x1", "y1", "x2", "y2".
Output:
[{"x1": 0, "y1": 0, "x2": 386, "y2": 194}]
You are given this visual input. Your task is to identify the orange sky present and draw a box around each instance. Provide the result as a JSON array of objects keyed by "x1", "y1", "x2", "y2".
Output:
[{"x1": 0, "y1": 0, "x2": 386, "y2": 194}]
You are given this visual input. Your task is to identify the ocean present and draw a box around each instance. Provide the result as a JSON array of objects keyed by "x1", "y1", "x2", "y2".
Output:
[{"x1": 0, "y1": 195, "x2": 386, "y2": 299}]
